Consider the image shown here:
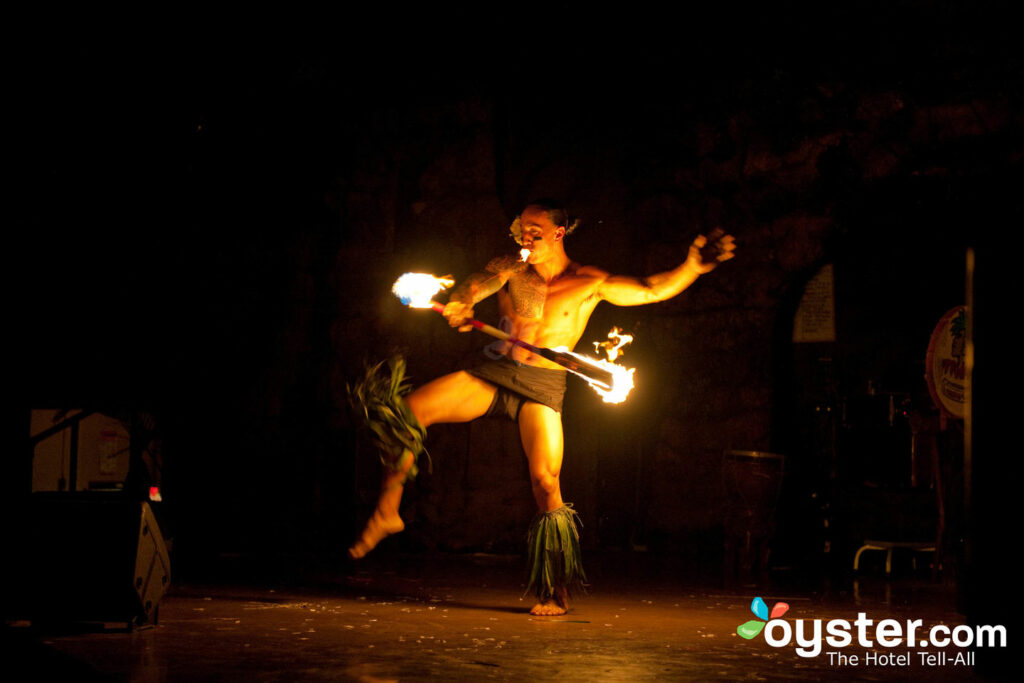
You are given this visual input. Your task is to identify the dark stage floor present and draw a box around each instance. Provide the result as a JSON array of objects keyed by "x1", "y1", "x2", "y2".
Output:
[{"x1": 2, "y1": 551, "x2": 1003, "y2": 682}]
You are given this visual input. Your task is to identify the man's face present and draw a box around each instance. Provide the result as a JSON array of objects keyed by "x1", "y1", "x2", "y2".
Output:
[{"x1": 519, "y1": 206, "x2": 565, "y2": 263}]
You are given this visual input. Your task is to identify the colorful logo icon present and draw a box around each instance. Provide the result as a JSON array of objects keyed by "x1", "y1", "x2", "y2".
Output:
[{"x1": 737, "y1": 597, "x2": 789, "y2": 639}]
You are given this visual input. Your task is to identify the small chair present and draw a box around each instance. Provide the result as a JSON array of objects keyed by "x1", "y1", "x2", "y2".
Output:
[
  {"x1": 853, "y1": 540, "x2": 935, "y2": 575},
  {"x1": 852, "y1": 410, "x2": 946, "y2": 578}
]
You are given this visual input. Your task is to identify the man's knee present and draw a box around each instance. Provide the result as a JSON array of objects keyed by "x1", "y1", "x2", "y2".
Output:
[
  {"x1": 532, "y1": 470, "x2": 560, "y2": 497},
  {"x1": 404, "y1": 386, "x2": 441, "y2": 429},
  {"x1": 403, "y1": 395, "x2": 429, "y2": 429}
]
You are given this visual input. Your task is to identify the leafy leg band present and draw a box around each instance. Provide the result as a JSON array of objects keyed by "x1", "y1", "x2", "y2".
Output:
[
  {"x1": 526, "y1": 504, "x2": 587, "y2": 602},
  {"x1": 348, "y1": 356, "x2": 429, "y2": 481}
]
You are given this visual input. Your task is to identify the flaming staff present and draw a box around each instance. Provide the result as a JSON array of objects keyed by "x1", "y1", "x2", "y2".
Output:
[{"x1": 392, "y1": 272, "x2": 636, "y2": 403}]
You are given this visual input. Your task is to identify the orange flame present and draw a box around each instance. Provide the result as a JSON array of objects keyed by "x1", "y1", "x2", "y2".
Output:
[
  {"x1": 593, "y1": 326, "x2": 634, "y2": 362},
  {"x1": 520, "y1": 248, "x2": 530, "y2": 262},
  {"x1": 392, "y1": 272, "x2": 454, "y2": 308},
  {"x1": 557, "y1": 327, "x2": 634, "y2": 403}
]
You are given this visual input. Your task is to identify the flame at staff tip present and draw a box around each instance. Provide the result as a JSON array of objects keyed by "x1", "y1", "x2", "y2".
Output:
[
  {"x1": 392, "y1": 272, "x2": 454, "y2": 308},
  {"x1": 594, "y1": 326, "x2": 634, "y2": 362},
  {"x1": 520, "y1": 248, "x2": 530, "y2": 262},
  {"x1": 554, "y1": 346, "x2": 636, "y2": 404}
]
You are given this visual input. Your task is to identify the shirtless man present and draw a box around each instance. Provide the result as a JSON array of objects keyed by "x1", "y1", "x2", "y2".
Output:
[{"x1": 349, "y1": 200, "x2": 735, "y2": 616}]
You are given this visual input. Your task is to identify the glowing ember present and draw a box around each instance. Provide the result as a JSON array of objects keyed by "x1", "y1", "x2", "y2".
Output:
[
  {"x1": 594, "y1": 326, "x2": 634, "y2": 362},
  {"x1": 554, "y1": 346, "x2": 636, "y2": 404},
  {"x1": 520, "y1": 248, "x2": 530, "y2": 262},
  {"x1": 392, "y1": 272, "x2": 454, "y2": 308}
]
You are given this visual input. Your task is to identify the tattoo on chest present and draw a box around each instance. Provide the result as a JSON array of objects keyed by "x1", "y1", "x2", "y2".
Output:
[{"x1": 509, "y1": 271, "x2": 546, "y2": 317}]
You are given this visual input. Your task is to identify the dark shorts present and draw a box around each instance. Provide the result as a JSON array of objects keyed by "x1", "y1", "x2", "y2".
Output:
[{"x1": 465, "y1": 356, "x2": 567, "y2": 420}]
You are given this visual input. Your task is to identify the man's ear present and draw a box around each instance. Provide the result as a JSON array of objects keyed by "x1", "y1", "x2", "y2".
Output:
[{"x1": 555, "y1": 226, "x2": 566, "y2": 241}]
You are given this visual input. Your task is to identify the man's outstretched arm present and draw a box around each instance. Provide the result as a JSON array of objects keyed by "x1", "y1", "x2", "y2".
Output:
[{"x1": 595, "y1": 230, "x2": 735, "y2": 306}]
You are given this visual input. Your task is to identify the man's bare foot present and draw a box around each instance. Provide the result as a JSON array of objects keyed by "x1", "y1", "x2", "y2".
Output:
[
  {"x1": 530, "y1": 587, "x2": 569, "y2": 616},
  {"x1": 348, "y1": 510, "x2": 404, "y2": 559}
]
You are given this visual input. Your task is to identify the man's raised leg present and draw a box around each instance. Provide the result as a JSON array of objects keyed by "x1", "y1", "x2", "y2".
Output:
[
  {"x1": 348, "y1": 370, "x2": 497, "y2": 559},
  {"x1": 347, "y1": 450, "x2": 412, "y2": 559}
]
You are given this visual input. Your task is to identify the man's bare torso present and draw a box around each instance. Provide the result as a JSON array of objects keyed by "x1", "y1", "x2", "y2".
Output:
[{"x1": 497, "y1": 261, "x2": 608, "y2": 369}]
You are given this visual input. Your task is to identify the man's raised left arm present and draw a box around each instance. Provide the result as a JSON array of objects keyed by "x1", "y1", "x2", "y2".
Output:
[{"x1": 595, "y1": 229, "x2": 736, "y2": 306}]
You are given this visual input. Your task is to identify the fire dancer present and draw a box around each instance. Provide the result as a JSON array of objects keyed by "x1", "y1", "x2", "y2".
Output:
[{"x1": 349, "y1": 200, "x2": 735, "y2": 616}]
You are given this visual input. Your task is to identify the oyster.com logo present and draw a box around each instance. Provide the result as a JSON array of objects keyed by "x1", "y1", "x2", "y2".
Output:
[
  {"x1": 735, "y1": 595, "x2": 1006, "y2": 664},
  {"x1": 737, "y1": 597, "x2": 789, "y2": 640}
]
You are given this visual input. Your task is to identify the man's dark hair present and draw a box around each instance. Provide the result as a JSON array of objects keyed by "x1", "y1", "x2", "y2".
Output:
[{"x1": 524, "y1": 198, "x2": 579, "y2": 235}]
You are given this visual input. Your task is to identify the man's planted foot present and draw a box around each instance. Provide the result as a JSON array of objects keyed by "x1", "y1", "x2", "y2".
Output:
[{"x1": 530, "y1": 588, "x2": 569, "y2": 616}]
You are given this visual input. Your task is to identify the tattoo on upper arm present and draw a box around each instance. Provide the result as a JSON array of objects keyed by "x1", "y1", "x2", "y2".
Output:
[
  {"x1": 485, "y1": 254, "x2": 527, "y2": 277},
  {"x1": 451, "y1": 255, "x2": 527, "y2": 304}
]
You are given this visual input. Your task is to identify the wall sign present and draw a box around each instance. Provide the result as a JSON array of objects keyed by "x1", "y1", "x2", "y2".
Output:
[
  {"x1": 793, "y1": 263, "x2": 836, "y2": 343},
  {"x1": 925, "y1": 306, "x2": 968, "y2": 420}
]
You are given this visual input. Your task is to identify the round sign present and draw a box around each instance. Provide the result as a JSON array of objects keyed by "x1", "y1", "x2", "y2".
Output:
[{"x1": 925, "y1": 306, "x2": 968, "y2": 419}]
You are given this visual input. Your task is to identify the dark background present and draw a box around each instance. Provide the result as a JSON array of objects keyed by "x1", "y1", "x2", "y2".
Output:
[{"x1": 7, "y1": 2, "x2": 1019, "y2": 637}]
